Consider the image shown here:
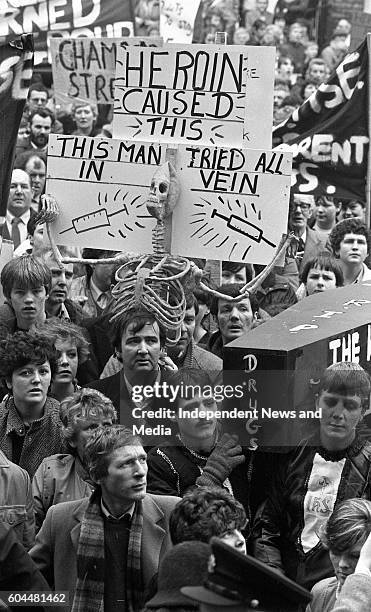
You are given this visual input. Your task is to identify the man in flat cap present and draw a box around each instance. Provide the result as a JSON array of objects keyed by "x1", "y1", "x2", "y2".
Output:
[{"x1": 182, "y1": 538, "x2": 311, "y2": 611}]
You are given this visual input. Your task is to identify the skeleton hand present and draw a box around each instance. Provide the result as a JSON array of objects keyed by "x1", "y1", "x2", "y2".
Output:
[{"x1": 34, "y1": 194, "x2": 60, "y2": 226}]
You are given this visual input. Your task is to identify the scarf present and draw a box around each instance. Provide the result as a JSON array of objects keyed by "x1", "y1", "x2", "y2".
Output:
[{"x1": 72, "y1": 488, "x2": 144, "y2": 612}]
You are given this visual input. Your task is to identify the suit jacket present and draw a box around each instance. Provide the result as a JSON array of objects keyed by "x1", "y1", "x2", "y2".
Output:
[
  {"x1": 2, "y1": 208, "x2": 38, "y2": 243},
  {"x1": 275, "y1": 228, "x2": 328, "y2": 290},
  {"x1": 30, "y1": 493, "x2": 180, "y2": 612}
]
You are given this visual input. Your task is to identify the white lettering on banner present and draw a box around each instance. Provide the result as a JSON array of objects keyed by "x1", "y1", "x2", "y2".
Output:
[
  {"x1": 72, "y1": 0, "x2": 100, "y2": 28},
  {"x1": 0, "y1": 51, "x2": 32, "y2": 99},
  {"x1": 328, "y1": 332, "x2": 360, "y2": 364}
]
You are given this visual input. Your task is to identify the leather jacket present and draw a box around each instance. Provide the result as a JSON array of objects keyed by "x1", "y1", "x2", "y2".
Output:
[{"x1": 253, "y1": 435, "x2": 371, "y2": 589}]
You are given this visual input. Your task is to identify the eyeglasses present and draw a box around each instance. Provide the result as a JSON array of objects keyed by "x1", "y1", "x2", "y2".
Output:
[{"x1": 293, "y1": 202, "x2": 311, "y2": 211}]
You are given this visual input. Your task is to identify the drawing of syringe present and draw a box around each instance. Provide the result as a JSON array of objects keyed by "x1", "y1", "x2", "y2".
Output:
[
  {"x1": 210, "y1": 209, "x2": 276, "y2": 248},
  {"x1": 60, "y1": 207, "x2": 134, "y2": 235}
]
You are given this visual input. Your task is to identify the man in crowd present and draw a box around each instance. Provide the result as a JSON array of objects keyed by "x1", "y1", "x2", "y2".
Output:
[
  {"x1": 88, "y1": 308, "x2": 174, "y2": 426},
  {"x1": 208, "y1": 284, "x2": 261, "y2": 359},
  {"x1": 329, "y1": 218, "x2": 371, "y2": 285},
  {"x1": 37, "y1": 249, "x2": 85, "y2": 324},
  {"x1": 312, "y1": 195, "x2": 339, "y2": 239},
  {"x1": 3, "y1": 169, "x2": 38, "y2": 250},
  {"x1": 16, "y1": 108, "x2": 53, "y2": 158},
  {"x1": 30, "y1": 425, "x2": 180, "y2": 612},
  {"x1": 165, "y1": 295, "x2": 222, "y2": 373},
  {"x1": 14, "y1": 151, "x2": 46, "y2": 212}
]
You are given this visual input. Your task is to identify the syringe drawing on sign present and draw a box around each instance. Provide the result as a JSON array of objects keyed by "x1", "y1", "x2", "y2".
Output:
[
  {"x1": 211, "y1": 209, "x2": 276, "y2": 248},
  {"x1": 59, "y1": 191, "x2": 153, "y2": 239}
]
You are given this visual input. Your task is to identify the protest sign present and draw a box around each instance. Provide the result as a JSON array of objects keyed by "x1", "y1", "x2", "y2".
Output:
[
  {"x1": 51, "y1": 36, "x2": 163, "y2": 106},
  {"x1": 172, "y1": 144, "x2": 292, "y2": 264},
  {"x1": 273, "y1": 39, "x2": 369, "y2": 200},
  {"x1": 113, "y1": 44, "x2": 275, "y2": 148},
  {"x1": 223, "y1": 283, "x2": 371, "y2": 449},
  {"x1": 0, "y1": 0, "x2": 135, "y2": 56},
  {"x1": 0, "y1": 34, "x2": 33, "y2": 219},
  {"x1": 160, "y1": 0, "x2": 200, "y2": 43},
  {"x1": 46, "y1": 133, "x2": 167, "y2": 251}
]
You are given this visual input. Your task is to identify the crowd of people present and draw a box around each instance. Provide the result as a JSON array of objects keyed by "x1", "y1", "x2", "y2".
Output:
[{"x1": 2, "y1": 1, "x2": 371, "y2": 611}]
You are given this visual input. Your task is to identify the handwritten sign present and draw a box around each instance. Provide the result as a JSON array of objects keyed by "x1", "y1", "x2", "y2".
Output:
[
  {"x1": 160, "y1": 0, "x2": 200, "y2": 43},
  {"x1": 113, "y1": 44, "x2": 275, "y2": 148},
  {"x1": 51, "y1": 36, "x2": 163, "y2": 106},
  {"x1": 172, "y1": 144, "x2": 292, "y2": 264},
  {"x1": 46, "y1": 134, "x2": 166, "y2": 251}
]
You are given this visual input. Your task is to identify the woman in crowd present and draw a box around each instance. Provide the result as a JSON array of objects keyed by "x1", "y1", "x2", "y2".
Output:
[
  {"x1": 32, "y1": 388, "x2": 116, "y2": 531},
  {"x1": 35, "y1": 318, "x2": 90, "y2": 403},
  {"x1": 296, "y1": 252, "x2": 344, "y2": 300},
  {"x1": 0, "y1": 331, "x2": 63, "y2": 478},
  {"x1": 307, "y1": 498, "x2": 371, "y2": 611},
  {"x1": 253, "y1": 362, "x2": 371, "y2": 590}
]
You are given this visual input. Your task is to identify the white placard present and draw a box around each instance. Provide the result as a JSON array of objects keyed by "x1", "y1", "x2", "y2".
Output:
[
  {"x1": 160, "y1": 0, "x2": 200, "y2": 43},
  {"x1": 50, "y1": 36, "x2": 163, "y2": 106},
  {"x1": 113, "y1": 44, "x2": 275, "y2": 148},
  {"x1": 172, "y1": 144, "x2": 292, "y2": 264},
  {"x1": 47, "y1": 134, "x2": 167, "y2": 251}
]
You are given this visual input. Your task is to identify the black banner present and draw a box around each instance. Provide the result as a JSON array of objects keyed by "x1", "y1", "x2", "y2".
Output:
[
  {"x1": 273, "y1": 38, "x2": 369, "y2": 201},
  {"x1": 0, "y1": 34, "x2": 34, "y2": 218}
]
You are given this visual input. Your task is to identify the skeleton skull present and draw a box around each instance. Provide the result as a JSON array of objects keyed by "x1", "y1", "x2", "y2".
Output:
[{"x1": 146, "y1": 161, "x2": 180, "y2": 220}]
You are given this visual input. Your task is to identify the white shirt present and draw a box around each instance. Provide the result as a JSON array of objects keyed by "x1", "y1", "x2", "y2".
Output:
[{"x1": 6, "y1": 209, "x2": 31, "y2": 246}]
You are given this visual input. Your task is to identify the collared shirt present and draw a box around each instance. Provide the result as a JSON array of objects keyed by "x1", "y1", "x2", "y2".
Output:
[
  {"x1": 5, "y1": 210, "x2": 31, "y2": 246},
  {"x1": 90, "y1": 278, "x2": 110, "y2": 310},
  {"x1": 101, "y1": 498, "x2": 134, "y2": 522}
]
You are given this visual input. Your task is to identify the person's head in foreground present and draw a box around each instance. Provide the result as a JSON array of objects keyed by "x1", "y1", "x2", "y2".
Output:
[
  {"x1": 170, "y1": 487, "x2": 247, "y2": 554},
  {"x1": 321, "y1": 498, "x2": 371, "y2": 588},
  {"x1": 181, "y1": 538, "x2": 311, "y2": 611},
  {"x1": 0, "y1": 331, "x2": 57, "y2": 420},
  {"x1": 143, "y1": 541, "x2": 211, "y2": 611},
  {"x1": 316, "y1": 362, "x2": 370, "y2": 452},
  {"x1": 1, "y1": 254, "x2": 51, "y2": 330},
  {"x1": 300, "y1": 252, "x2": 344, "y2": 296},
  {"x1": 83, "y1": 424, "x2": 147, "y2": 515},
  {"x1": 110, "y1": 307, "x2": 166, "y2": 384},
  {"x1": 60, "y1": 388, "x2": 117, "y2": 460}
]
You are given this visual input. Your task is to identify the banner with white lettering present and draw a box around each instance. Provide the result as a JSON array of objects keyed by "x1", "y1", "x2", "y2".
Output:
[
  {"x1": 160, "y1": 0, "x2": 200, "y2": 43},
  {"x1": 51, "y1": 36, "x2": 163, "y2": 106},
  {"x1": 0, "y1": 34, "x2": 33, "y2": 219},
  {"x1": 273, "y1": 38, "x2": 368, "y2": 200},
  {"x1": 0, "y1": 1, "x2": 135, "y2": 54}
]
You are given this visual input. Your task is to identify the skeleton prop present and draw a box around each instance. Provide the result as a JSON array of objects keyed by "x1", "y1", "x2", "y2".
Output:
[{"x1": 36, "y1": 162, "x2": 294, "y2": 343}]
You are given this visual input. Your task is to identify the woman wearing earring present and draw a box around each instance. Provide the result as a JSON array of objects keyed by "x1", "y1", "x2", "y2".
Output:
[
  {"x1": 35, "y1": 319, "x2": 90, "y2": 403},
  {"x1": 254, "y1": 362, "x2": 371, "y2": 590}
]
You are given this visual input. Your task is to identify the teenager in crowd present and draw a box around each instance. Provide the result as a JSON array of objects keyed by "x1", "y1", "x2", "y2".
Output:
[{"x1": 253, "y1": 362, "x2": 371, "y2": 590}]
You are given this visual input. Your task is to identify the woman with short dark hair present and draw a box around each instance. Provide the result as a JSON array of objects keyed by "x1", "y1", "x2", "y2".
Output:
[{"x1": 0, "y1": 331, "x2": 63, "y2": 478}]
